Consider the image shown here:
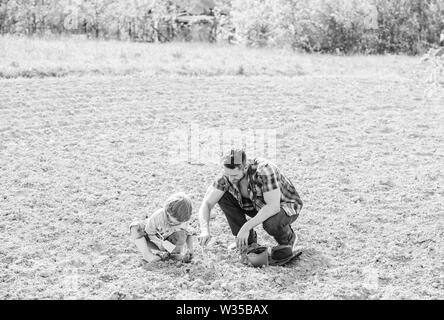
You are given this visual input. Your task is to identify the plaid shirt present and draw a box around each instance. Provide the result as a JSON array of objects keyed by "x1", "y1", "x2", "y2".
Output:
[{"x1": 213, "y1": 158, "x2": 303, "y2": 217}]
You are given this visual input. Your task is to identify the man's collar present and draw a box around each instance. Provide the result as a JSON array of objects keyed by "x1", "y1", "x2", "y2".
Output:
[{"x1": 245, "y1": 158, "x2": 256, "y2": 184}]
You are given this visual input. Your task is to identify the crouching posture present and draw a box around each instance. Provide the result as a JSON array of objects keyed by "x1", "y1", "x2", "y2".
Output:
[
  {"x1": 130, "y1": 192, "x2": 194, "y2": 263},
  {"x1": 198, "y1": 149, "x2": 303, "y2": 265}
]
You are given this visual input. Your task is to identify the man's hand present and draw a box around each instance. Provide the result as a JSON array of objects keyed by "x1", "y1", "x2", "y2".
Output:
[
  {"x1": 198, "y1": 232, "x2": 211, "y2": 247},
  {"x1": 236, "y1": 225, "x2": 250, "y2": 250}
]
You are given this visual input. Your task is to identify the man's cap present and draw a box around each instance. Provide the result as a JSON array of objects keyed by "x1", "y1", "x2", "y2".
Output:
[{"x1": 222, "y1": 149, "x2": 244, "y2": 166}]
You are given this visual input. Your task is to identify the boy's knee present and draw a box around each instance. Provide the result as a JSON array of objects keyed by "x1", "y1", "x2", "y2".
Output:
[{"x1": 130, "y1": 222, "x2": 145, "y2": 240}]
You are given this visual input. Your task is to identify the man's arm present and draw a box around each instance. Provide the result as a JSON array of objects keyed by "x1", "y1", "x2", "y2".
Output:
[
  {"x1": 236, "y1": 188, "x2": 281, "y2": 248},
  {"x1": 245, "y1": 164, "x2": 281, "y2": 229},
  {"x1": 185, "y1": 235, "x2": 194, "y2": 253},
  {"x1": 198, "y1": 185, "x2": 225, "y2": 245}
]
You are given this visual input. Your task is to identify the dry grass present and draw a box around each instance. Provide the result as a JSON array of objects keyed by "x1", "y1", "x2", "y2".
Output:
[
  {"x1": 0, "y1": 35, "x2": 420, "y2": 79},
  {"x1": 0, "y1": 37, "x2": 442, "y2": 300}
]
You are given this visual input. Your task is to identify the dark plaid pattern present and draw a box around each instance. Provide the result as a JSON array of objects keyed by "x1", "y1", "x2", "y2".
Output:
[{"x1": 213, "y1": 158, "x2": 303, "y2": 216}]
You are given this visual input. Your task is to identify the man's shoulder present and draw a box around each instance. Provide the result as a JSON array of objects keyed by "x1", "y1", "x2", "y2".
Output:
[
  {"x1": 214, "y1": 174, "x2": 228, "y2": 184},
  {"x1": 212, "y1": 175, "x2": 230, "y2": 190},
  {"x1": 250, "y1": 157, "x2": 279, "y2": 176}
]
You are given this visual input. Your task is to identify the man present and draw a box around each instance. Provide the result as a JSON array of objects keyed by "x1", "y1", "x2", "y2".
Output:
[{"x1": 198, "y1": 149, "x2": 303, "y2": 261}]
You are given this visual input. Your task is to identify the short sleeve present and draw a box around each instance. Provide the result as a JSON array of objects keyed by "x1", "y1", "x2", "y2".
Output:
[
  {"x1": 258, "y1": 164, "x2": 279, "y2": 193},
  {"x1": 212, "y1": 176, "x2": 229, "y2": 192},
  {"x1": 145, "y1": 213, "x2": 164, "y2": 250},
  {"x1": 145, "y1": 215, "x2": 158, "y2": 235}
]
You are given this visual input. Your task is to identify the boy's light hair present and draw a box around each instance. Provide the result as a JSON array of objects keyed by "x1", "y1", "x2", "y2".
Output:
[{"x1": 164, "y1": 192, "x2": 193, "y2": 222}]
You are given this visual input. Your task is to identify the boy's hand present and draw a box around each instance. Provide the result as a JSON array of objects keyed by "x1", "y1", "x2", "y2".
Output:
[{"x1": 182, "y1": 251, "x2": 193, "y2": 263}]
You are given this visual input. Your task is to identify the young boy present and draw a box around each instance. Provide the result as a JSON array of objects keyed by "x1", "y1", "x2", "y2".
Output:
[{"x1": 130, "y1": 192, "x2": 194, "y2": 263}]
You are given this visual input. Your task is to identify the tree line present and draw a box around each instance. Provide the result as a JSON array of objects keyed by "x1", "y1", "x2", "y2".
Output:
[{"x1": 1, "y1": 0, "x2": 443, "y2": 54}]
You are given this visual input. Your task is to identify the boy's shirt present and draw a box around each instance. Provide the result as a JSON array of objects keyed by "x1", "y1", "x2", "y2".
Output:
[{"x1": 144, "y1": 208, "x2": 187, "y2": 250}]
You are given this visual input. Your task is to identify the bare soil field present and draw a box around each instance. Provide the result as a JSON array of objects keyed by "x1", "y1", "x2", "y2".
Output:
[{"x1": 0, "y1": 48, "x2": 443, "y2": 299}]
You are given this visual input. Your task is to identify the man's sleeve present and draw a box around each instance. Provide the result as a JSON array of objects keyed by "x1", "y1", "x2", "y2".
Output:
[
  {"x1": 212, "y1": 175, "x2": 229, "y2": 192},
  {"x1": 258, "y1": 164, "x2": 279, "y2": 193}
]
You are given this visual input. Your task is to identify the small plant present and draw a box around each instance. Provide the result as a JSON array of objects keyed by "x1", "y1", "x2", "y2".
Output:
[{"x1": 237, "y1": 65, "x2": 245, "y2": 75}]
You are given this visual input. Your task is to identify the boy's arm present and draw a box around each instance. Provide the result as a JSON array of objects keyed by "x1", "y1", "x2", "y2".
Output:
[
  {"x1": 185, "y1": 235, "x2": 194, "y2": 254},
  {"x1": 180, "y1": 235, "x2": 194, "y2": 263},
  {"x1": 134, "y1": 237, "x2": 161, "y2": 263},
  {"x1": 145, "y1": 216, "x2": 164, "y2": 250},
  {"x1": 147, "y1": 234, "x2": 164, "y2": 251}
]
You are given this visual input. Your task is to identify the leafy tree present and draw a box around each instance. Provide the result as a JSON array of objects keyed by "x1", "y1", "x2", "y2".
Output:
[{"x1": 0, "y1": 0, "x2": 443, "y2": 54}]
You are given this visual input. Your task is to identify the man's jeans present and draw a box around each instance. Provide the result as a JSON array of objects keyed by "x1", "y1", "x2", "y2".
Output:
[{"x1": 217, "y1": 191, "x2": 298, "y2": 246}]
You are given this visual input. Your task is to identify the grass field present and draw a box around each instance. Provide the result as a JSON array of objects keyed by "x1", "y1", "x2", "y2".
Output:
[{"x1": 0, "y1": 37, "x2": 443, "y2": 299}]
